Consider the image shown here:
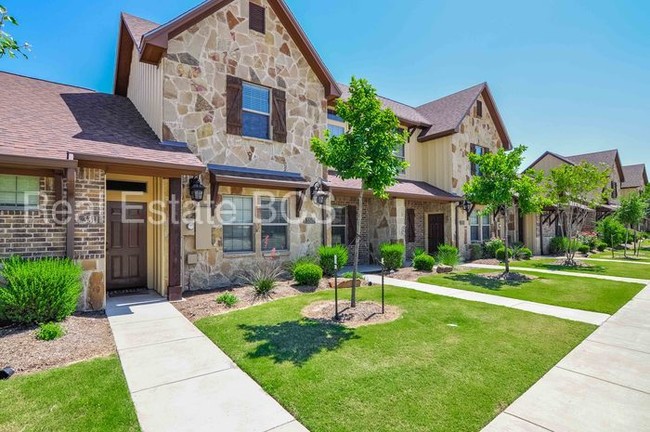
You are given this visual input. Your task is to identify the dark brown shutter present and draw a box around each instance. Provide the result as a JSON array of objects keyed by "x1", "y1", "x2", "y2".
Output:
[
  {"x1": 476, "y1": 100, "x2": 483, "y2": 117},
  {"x1": 406, "y1": 208, "x2": 416, "y2": 242},
  {"x1": 470, "y1": 143, "x2": 477, "y2": 175},
  {"x1": 347, "y1": 205, "x2": 357, "y2": 245},
  {"x1": 249, "y1": 2, "x2": 265, "y2": 34},
  {"x1": 226, "y1": 75, "x2": 242, "y2": 135},
  {"x1": 272, "y1": 88, "x2": 287, "y2": 143}
]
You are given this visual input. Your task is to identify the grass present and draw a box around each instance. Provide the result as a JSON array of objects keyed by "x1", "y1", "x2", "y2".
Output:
[
  {"x1": 419, "y1": 269, "x2": 643, "y2": 314},
  {"x1": 0, "y1": 356, "x2": 139, "y2": 432},
  {"x1": 196, "y1": 286, "x2": 594, "y2": 432},
  {"x1": 506, "y1": 257, "x2": 650, "y2": 280}
]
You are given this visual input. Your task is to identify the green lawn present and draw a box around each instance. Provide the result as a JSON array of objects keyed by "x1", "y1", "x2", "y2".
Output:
[
  {"x1": 590, "y1": 250, "x2": 650, "y2": 261},
  {"x1": 506, "y1": 257, "x2": 650, "y2": 280},
  {"x1": 419, "y1": 269, "x2": 643, "y2": 314},
  {"x1": 0, "y1": 356, "x2": 139, "y2": 432},
  {"x1": 196, "y1": 287, "x2": 594, "y2": 432}
]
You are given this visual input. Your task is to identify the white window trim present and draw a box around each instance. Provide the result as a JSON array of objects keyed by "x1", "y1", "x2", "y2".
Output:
[
  {"x1": 470, "y1": 213, "x2": 491, "y2": 243},
  {"x1": 221, "y1": 195, "x2": 255, "y2": 253},
  {"x1": 331, "y1": 206, "x2": 347, "y2": 245},
  {"x1": 261, "y1": 197, "x2": 289, "y2": 252},
  {"x1": 242, "y1": 82, "x2": 272, "y2": 139}
]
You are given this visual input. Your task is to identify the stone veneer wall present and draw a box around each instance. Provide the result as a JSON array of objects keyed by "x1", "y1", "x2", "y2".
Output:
[{"x1": 367, "y1": 198, "x2": 405, "y2": 262}]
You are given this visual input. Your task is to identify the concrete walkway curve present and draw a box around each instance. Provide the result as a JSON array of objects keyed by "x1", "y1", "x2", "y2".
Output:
[
  {"x1": 106, "y1": 292, "x2": 307, "y2": 432},
  {"x1": 583, "y1": 257, "x2": 650, "y2": 265}
]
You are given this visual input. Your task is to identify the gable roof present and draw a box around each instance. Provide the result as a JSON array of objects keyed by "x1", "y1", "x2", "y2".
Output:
[
  {"x1": 0, "y1": 71, "x2": 204, "y2": 173},
  {"x1": 115, "y1": 0, "x2": 341, "y2": 99},
  {"x1": 622, "y1": 164, "x2": 648, "y2": 189},
  {"x1": 336, "y1": 83, "x2": 430, "y2": 127},
  {"x1": 415, "y1": 82, "x2": 512, "y2": 149},
  {"x1": 526, "y1": 149, "x2": 625, "y2": 181}
]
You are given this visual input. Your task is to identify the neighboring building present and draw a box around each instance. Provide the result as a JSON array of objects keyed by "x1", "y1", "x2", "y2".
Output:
[
  {"x1": 327, "y1": 83, "x2": 513, "y2": 261},
  {"x1": 621, "y1": 164, "x2": 648, "y2": 196},
  {"x1": 523, "y1": 149, "x2": 626, "y2": 254}
]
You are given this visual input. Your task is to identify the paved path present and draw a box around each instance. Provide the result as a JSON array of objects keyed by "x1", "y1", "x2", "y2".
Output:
[
  {"x1": 583, "y1": 257, "x2": 650, "y2": 265},
  {"x1": 462, "y1": 263, "x2": 650, "y2": 284},
  {"x1": 366, "y1": 275, "x2": 609, "y2": 325},
  {"x1": 482, "y1": 284, "x2": 650, "y2": 431},
  {"x1": 106, "y1": 292, "x2": 307, "y2": 432}
]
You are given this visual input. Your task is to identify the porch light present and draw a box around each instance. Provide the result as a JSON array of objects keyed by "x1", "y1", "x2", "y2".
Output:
[
  {"x1": 310, "y1": 179, "x2": 329, "y2": 205},
  {"x1": 188, "y1": 176, "x2": 206, "y2": 202},
  {"x1": 460, "y1": 200, "x2": 472, "y2": 213}
]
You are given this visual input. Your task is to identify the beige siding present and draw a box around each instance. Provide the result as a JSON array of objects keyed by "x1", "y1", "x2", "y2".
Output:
[
  {"x1": 127, "y1": 46, "x2": 163, "y2": 139},
  {"x1": 529, "y1": 153, "x2": 566, "y2": 175}
]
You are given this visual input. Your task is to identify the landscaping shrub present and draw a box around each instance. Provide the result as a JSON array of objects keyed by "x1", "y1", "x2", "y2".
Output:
[
  {"x1": 578, "y1": 244, "x2": 590, "y2": 254},
  {"x1": 35, "y1": 322, "x2": 65, "y2": 341},
  {"x1": 318, "y1": 245, "x2": 348, "y2": 276},
  {"x1": 216, "y1": 292, "x2": 238, "y2": 308},
  {"x1": 596, "y1": 216, "x2": 627, "y2": 247},
  {"x1": 413, "y1": 253, "x2": 435, "y2": 271},
  {"x1": 380, "y1": 243, "x2": 405, "y2": 271},
  {"x1": 285, "y1": 255, "x2": 318, "y2": 277},
  {"x1": 241, "y1": 261, "x2": 283, "y2": 296},
  {"x1": 549, "y1": 236, "x2": 569, "y2": 255},
  {"x1": 483, "y1": 238, "x2": 505, "y2": 258},
  {"x1": 436, "y1": 244, "x2": 460, "y2": 267},
  {"x1": 341, "y1": 271, "x2": 363, "y2": 279},
  {"x1": 518, "y1": 247, "x2": 533, "y2": 260},
  {"x1": 596, "y1": 241, "x2": 607, "y2": 252},
  {"x1": 294, "y1": 263, "x2": 323, "y2": 286},
  {"x1": 495, "y1": 247, "x2": 513, "y2": 261},
  {"x1": 0, "y1": 256, "x2": 82, "y2": 325},
  {"x1": 469, "y1": 243, "x2": 483, "y2": 261},
  {"x1": 412, "y1": 247, "x2": 426, "y2": 258}
]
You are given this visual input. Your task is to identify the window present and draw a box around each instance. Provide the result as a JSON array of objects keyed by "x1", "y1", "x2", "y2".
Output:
[
  {"x1": 249, "y1": 2, "x2": 265, "y2": 34},
  {"x1": 469, "y1": 212, "x2": 491, "y2": 243},
  {"x1": 242, "y1": 83, "x2": 270, "y2": 139},
  {"x1": 611, "y1": 181, "x2": 618, "y2": 199},
  {"x1": 221, "y1": 196, "x2": 254, "y2": 252},
  {"x1": 470, "y1": 144, "x2": 488, "y2": 176},
  {"x1": 394, "y1": 128, "x2": 406, "y2": 174},
  {"x1": 0, "y1": 175, "x2": 39, "y2": 209},
  {"x1": 327, "y1": 124, "x2": 345, "y2": 137},
  {"x1": 261, "y1": 198, "x2": 289, "y2": 251},
  {"x1": 331, "y1": 206, "x2": 347, "y2": 245},
  {"x1": 327, "y1": 109, "x2": 344, "y2": 123},
  {"x1": 476, "y1": 100, "x2": 483, "y2": 117}
]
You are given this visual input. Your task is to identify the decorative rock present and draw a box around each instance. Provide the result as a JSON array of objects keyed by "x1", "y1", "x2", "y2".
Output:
[
  {"x1": 328, "y1": 278, "x2": 365, "y2": 288},
  {"x1": 436, "y1": 265, "x2": 453, "y2": 274}
]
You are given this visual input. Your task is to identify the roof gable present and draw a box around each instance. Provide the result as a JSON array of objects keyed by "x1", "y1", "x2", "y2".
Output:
[
  {"x1": 415, "y1": 83, "x2": 512, "y2": 149},
  {"x1": 565, "y1": 149, "x2": 625, "y2": 181},
  {"x1": 622, "y1": 164, "x2": 648, "y2": 189},
  {"x1": 115, "y1": 0, "x2": 340, "y2": 99}
]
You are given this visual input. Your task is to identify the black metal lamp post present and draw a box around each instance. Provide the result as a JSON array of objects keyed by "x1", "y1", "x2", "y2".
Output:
[
  {"x1": 334, "y1": 254, "x2": 339, "y2": 320},
  {"x1": 189, "y1": 176, "x2": 206, "y2": 202},
  {"x1": 380, "y1": 257, "x2": 385, "y2": 314}
]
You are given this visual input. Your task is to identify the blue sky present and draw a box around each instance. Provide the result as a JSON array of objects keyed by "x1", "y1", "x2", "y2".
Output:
[{"x1": 2, "y1": 0, "x2": 649, "y2": 169}]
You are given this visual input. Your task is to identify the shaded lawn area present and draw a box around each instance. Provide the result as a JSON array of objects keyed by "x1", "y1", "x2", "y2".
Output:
[
  {"x1": 419, "y1": 269, "x2": 643, "y2": 314},
  {"x1": 506, "y1": 257, "x2": 650, "y2": 280},
  {"x1": 0, "y1": 356, "x2": 139, "y2": 432},
  {"x1": 196, "y1": 287, "x2": 594, "y2": 432}
]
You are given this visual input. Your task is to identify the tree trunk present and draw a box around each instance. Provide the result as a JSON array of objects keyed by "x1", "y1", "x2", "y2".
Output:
[
  {"x1": 351, "y1": 189, "x2": 363, "y2": 308},
  {"x1": 624, "y1": 227, "x2": 629, "y2": 258},
  {"x1": 503, "y1": 208, "x2": 510, "y2": 274}
]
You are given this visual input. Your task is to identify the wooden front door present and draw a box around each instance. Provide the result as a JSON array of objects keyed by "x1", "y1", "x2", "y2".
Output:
[
  {"x1": 427, "y1": 214, "x2": 445, "y2": 254},
  {"x1": 107, "y1": 202, "x2": 147, "y2": 290}
]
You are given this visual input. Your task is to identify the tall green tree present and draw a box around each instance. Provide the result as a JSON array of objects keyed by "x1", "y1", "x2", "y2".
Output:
[
  {"x1": 545, "y1": 162, "x2": 610, "y2": 265},
  {"x1": 616, "y1": 192, "x2": 648, "y2": 257},
  {"x1": 463, "y1": 145, "x2": 545, "y2": 275},
  {"x1": 1, "y1": 5, "x2": 29, "y2": 59},
  {"x1": 311, "y1": 77, "x2": 408, "y2": 307}
]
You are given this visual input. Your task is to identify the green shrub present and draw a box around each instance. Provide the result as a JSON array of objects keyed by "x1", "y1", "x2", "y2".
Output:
[
  {"x1": 469, "y1": 243, "x2": 483, "y2": 261},
  {"x1": 518, "y1": 247, "x2": 533, "y2": 260},
  {"x1": 380, "y1": 243, "x2": 405, "y2": 271},
  {"x1": 294, "y1": 263, "x2": 323, "y2": 286},
  {"x1": 495, "y1": 247, "x2": 513, "y2": 261},
  {"x1": 285, "y1": 255, "x2": 318, "y2": 277},
  {"x1": 216, "y1": 292, "x2": 238, "y2": 308},
  {"x1": 596, "y1": 241, "x2": 607, "y2": 252},
  {"x1": 596, "y1": 216, "x2": 627, "y2": 247},
  {"x1": 341, "y1": 271, "x2": 363, "y2": 279},
  {"x1": 241, "y1": 261, "x2": 282, "y2": 296},
  {"x1": 413, "y1": 254, "x2": 435, "y2": 271},
  {"x1": 437, "y1": 244, "x2": 460, "y2": 267},
  {"x1": 318, "y1": 245, "x2": 348, "y2": 276},
  {"x1": 549, "y1": 236, "x2": 569, "y2": 255},
  {"x1": 0, "y1": 256, "x2": 82, "y2": 325},
  {"x1": 483, "y1": 238, "x2": 505, "y2": 258},
  {"x1": 35, "y1": 322, "x2": 65, "y2": 341},
  {"x1": 578, "y1": 244, "x2": 590, "y2": 254},
  {"x1": 412, "y1": 247, "x2": 426, "y2": 258}
]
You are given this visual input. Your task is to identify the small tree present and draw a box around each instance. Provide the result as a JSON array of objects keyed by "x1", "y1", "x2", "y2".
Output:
[
  {"x1": 463, "y1": 145, "x2": 545, "y2": 275},
  {"x1": 616, "y1": 192, "x2": 648, "y2": 258},
  {"x1": 596, "y1": 215, "x2": 627, "y2": 258},
  {"x1": 311, "y1": 77, "x2": 408, "y2": 307},
  {"x1": 0, "y1": 5, "x2": 29, "y2": 59}
]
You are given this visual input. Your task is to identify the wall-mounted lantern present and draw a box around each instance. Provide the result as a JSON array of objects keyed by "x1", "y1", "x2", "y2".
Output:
[
  {"x1": 310, "y1": 179, "x2": 330, "y2": 205},
  {"x1": 460, "y1": 200, "x2": 473, "y2": 214},
  {"x1": 188, "y1": 176, "x2": 206, "y2": 202}
]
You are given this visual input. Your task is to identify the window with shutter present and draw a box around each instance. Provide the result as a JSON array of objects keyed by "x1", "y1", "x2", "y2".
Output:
[
  {"x1": 476, "y1": 100, "x2": 483, "y2": 117},
  {"x1": 226, "y1": 76, "x2": 243, "y2": 135},
  {"x1": 249, "y1": 2, "x2": 265, "y2": 34},
  {"x1": 272, "y1": 88, "x2": 287, "y2": 143}
]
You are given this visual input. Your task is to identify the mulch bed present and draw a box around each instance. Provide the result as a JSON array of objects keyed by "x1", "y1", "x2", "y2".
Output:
[
  {"x1": 385, "y1": 267, "x2": 435, "y2": 282},
  {"x1": 173, "y1": 279, "x2": 329, "y2": 322},
  {"x1": 477, "y1": 272, "x2": 537, "y2": 282},
  {"x1": 552, "y1": 259, "x2": 593, "y2": 268},
  {"x1": 0, "y1": 312, "x2": 115, "y2": 375},
  {"x1": 469, "y1": 259, "x2": 501, "y2": 265},
  {"x1": 301, "y1": 300, "x2": 402, "y2": 328}
]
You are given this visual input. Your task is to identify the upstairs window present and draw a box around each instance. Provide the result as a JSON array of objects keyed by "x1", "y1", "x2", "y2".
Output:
[
  {"x1": 327, "y1": 109, "x2": 344, "y2": 123},
  {"x1": 261, "y1": 198, "x2": 289, "y2": 251},
  {"x1": 327, "y1": 124, "x2": 345, "y2": 137},
  {"x1": 249, "y1": 2, "x2": 265, "y2": 34},
  {"x1": 611, "y1": 181, "x2": 618, "y2": 199},
  {"x1": 470, "y1": 144, "x2": 488, "y2": 176},
  {"x1": 394, "y1": 128, "x2": 406, "y2": 174},
  {"x1": 242, "y1": 82, "x2": 270, "y2": 140},
  {"x1": 0, "y1": 175, "x2": 39, "y2": 209},
  {"x1": 476, "y1": 100, "x2": 483, "y2": 117}
]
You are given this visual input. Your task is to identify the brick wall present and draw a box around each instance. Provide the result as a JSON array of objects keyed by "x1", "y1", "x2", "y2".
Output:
[
  {"x1": 74, "y1": 168, "x2": 105, "y2": 260},
  {"x1": 331, "y1": 194, "x2": 370, "y2": 264}
]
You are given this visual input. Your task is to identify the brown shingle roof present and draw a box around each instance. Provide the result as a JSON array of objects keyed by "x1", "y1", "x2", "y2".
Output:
[
  {"x1": 122, "y1": 12, "x2": 160, "y2": 49},
  {"x1": 622, "y1": 164, "x2": 648, "y2": 189},
  {"x1": 416, "y1": 83, "x2": 485, "y2": 139},
  {"x1": 336, "y1": 83, "x2": 431, "y2": 127},
  {"x1": 564, "y1": 149, "x2": 624, "y2": 181},
  {"x1": 0, "y1": 72, "x2": 204, "y2": 171},
  {"x1": 327, "y1": 172, "x2": 461, "y2": 202}
]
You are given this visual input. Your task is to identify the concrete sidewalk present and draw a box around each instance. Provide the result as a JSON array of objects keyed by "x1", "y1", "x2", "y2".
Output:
[
  {"x1": 106, "y1": 292, "x2": 307, "y2": 432},
  {"x1": 583, "y1": 257, "x2": 650, "y2": 265},
  {"x1": 483, "y1": 284, "x2": 650, "y2": 431},
  {"x1": 462, "y1": 263, "x2": 650, "y2": 284},
  {"x1": 366, "y1": 275, "x2": 610, "y2": 325}
]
